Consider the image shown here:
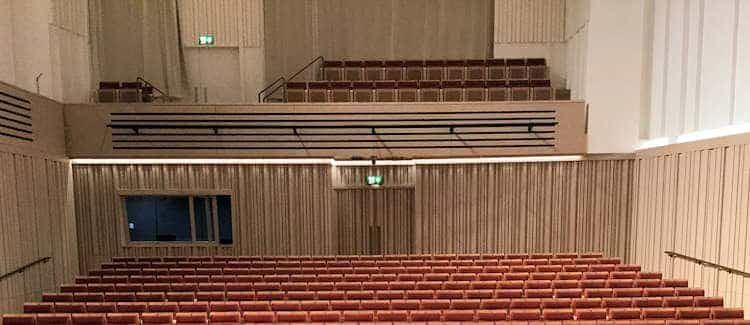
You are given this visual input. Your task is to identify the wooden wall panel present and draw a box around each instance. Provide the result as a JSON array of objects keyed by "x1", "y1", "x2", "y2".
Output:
[
  {"x1": 632, "y1": 137, "x2": 750, "y2": 313},
  {"x1": 335, "y1": 188, "x2": 414, "y2": 255},
  {"x1": 494, "y1": 0, "x2": 566, "y2": 44},
  {"x1": 178, "y1": 0, "x2": 263, "y2": 48},
  {"x1": 0, "y1": 151, "x2": 78, "y2": 314},
  {"x1": 332, "y1": 165, "x2": 415, "y2": 188},
  {"x1": 415, "y1": 159, "x2": 634, "y2": 256},
  {"x1": 64, "y1": 101, "x2": 587, "y2": 159},
  {"x1": 72, "y1": 164, "x2": 334, "y2": 273}
]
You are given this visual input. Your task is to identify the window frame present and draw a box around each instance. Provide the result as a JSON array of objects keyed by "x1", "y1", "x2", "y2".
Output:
[{"x1": 118, "y1": 189, "x2": 235, "y2": 248}]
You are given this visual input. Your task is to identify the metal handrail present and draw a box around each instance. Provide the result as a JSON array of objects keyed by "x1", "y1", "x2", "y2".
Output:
[
  {"x1": 261, "y1": 81, "x2": 287, "y2": 103},
  {"x1": 287, "y1": 55, "x2": 324, "y2": 82},
  {"x1": 664, "y1": 251, "x2": 750, "y2": 278},
  {"x1": 136, "y1": 77, "x2": 170, "y2": 101},
  {"x1": 257, "y1": 56, "x2": 325, "y2": 103},
  {"x1": 0, "y1": 256, "x2": 51, "y2": 282},
  {"x1": 257, "y1": 76, "x2": 286, "y2": 102}
]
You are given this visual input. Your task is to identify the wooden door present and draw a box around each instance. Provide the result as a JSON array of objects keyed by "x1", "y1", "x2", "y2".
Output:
[{"x1": 335, "y1": 188, "x2": 414, "y2": 255}]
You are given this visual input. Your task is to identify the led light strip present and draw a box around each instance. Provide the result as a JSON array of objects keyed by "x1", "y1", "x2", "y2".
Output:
[
  {"x1": 70, "y1": 158, "x2": 334, "y2": 165},
  {"x1": 414, "y1": 155, "x2": 583, "y2": 165},
  {"x1": 72, "y1": 156, "x2": 584, "y2": 165}
]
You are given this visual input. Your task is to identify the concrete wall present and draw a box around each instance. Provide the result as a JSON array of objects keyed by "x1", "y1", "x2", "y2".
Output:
[{"x1": 0, "y1": 0, "x2": 90, "y2": 103}]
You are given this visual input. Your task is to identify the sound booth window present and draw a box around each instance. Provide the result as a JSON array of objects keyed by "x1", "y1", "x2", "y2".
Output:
[{"x1": 124, "y1": 195, "x2": 233, "y2": 245}]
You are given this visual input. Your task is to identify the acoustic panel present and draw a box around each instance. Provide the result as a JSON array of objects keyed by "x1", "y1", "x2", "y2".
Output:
[{"x1": 0, "y1": 89, "x2": 32, "y2": 142}]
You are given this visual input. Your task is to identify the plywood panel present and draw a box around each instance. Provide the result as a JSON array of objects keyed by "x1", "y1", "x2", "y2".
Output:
[
  {"x1": 0, "y1": 151, "x2": 77, "y2": 314},
  {"x1": 632, "y1": 137, "x2": 750, "y2": 313},
  {"x1": 72, "y1": 164, "x2": 334, "y2": 272}
]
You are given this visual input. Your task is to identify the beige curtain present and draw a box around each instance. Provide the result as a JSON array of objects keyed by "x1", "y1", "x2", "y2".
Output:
[
  {"x1": 89, "y1": 0, "x2": 188, "y2": 98},
  {"x1": 264, "y1": 0, "x2": 494, "y2": 83}
]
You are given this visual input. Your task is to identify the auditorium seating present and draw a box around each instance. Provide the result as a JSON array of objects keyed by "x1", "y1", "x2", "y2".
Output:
[
  {"x1": 284, "y1": 79, "x2": 564, "y2": 103},
  {"x1": 282, "y1": 58, "x2": 570, "y2": 103},
  {"x1": 321, "y1": 59, "x2": 549, "y2": 82},
  {"x1": 96, "y1": 81, "x2": 154, "y2": 103},
  {"x1": 3, "y1": 253, "x2": 747, "y2": 324}
]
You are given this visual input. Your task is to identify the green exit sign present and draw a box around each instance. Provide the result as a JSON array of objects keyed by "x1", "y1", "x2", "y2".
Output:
[
  {"x1": 366, "y1": 175, "x2": 384, "y2": 187},
  {"x1": 198, "y1": 34, "x2": 215, "y2": 45}
]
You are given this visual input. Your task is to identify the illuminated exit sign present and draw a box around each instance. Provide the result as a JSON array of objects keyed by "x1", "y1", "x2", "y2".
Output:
[
  {"x1": 366, "y1": 175, "x2": 384, "y2": 187},
  {"x1": 198, "y1": 34, "x2": 215, "y2": 45}
]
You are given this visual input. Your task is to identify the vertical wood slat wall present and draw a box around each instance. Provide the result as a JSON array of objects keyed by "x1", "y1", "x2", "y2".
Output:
[
  {"x1": 415, "y1": 160, "x2": 634, "y2": 256},
  {"x1": 73, "y1": 160, "x2": 634, "y2": 273},
  {"x1": 178, "y1": 0, "x2": 263, "y2": 48},
  {"x1": 494, "y1": 0, "x2": 566, "y2": 44},
  {"x1": 0, "y1": 151, "x2": 78, "y2": 314},
  {"x1": 335, "y1": 189, "x2": 414, "y2": 255},
  {"x1": 72, "y1": 164, "x2": 334, "y2": 273},
  {"x1": 631, "y1": 142, "x2": 750, "y2": 313}
]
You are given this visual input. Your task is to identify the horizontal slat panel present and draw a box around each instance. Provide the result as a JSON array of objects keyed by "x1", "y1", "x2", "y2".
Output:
[
  {"x1": 62, "y1": 101, "x2": 585, "y2": 158},
  {"x1": 0, "y1": 89, "x2": 33, "y2": 142}
]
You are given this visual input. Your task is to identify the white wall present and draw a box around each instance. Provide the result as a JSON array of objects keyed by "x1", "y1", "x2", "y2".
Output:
[
  {"x1": 583, "y1": 0, "x2": 647, "y2": 153},
  {"x1": 646, "y1": 0, "x2": 750, "y2": 141},
  {"x1": 0, "y1": 0, "x2": 90, "y2": 103},
  {"x1": 564, "y1": 0, "x2": 589, "y2": 99}
]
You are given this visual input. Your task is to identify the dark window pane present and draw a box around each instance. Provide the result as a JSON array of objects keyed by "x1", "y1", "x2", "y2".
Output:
[
  {"x1": 126, "y1": 196, "x2": 157, "y2": 241},
  {"x1": 193, "y1": 197, "x2": 214, "y2": 241},
  {"x1": 217, "y1": 195, "x2": 233, "y2": 244},
  {"x1": 155, "y1": 197, "x2": 191, "y2": 241},
  {"x1": 125, "y1": 196, "x2": 191, "y2": 242}
]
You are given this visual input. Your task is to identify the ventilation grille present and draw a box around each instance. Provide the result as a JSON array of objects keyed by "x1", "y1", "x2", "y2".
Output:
[{"x1": 0, "y1": 90, "x2": 32, "y2": 142}]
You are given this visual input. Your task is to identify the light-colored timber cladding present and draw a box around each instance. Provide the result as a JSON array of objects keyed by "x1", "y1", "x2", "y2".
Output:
[
  {"x1": 63, "y1": 101, "x2": 586, "y2": 158},
  {"x1": 0, "y1": 151, "x2": 78, "y2": 314},
  {"x1": 0, "y1": 87, "x2": 33, "y2": 142},
  {"x1": 71, "y1": 158, "x2": 632, "y2": 273},
  {"x1": 631, "y1": 133, "x2": 750, "y2": 315}
]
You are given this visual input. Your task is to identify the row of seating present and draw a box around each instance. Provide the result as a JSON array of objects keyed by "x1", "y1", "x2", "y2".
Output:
[
  {"x1": 6, "y1": 307, "x2": 746, "y2": 325},
  {"x1": 97, "y1": 81, "x2": 154, "y2": 103},
  {"x1": 41, "y1": 287, "x2": 707, "y2": 303},
  {"x1": 320, "y1": 58, "x2": 548, "y2": 82},
  {"x1": 27, "y1": 297, "x2": 727, "y2": 313},
  {"x1": 284, "y1": 80, "x2": 560, "y2": 102},
  {"x1": 79, "y1": 269, "x2": 656, "y2": 280},
  {"x1": 60, "y1": 279, "x2": 690, "y2": 293},
  {"x1": 75, "y1": 274, "x2": 666, "y2": 286},
  {"x1": 98, "y1": 257, "x2": 623, "y2": 269},
  {"x1": 111, "y1": 252, "x2": 604, "y2": 262}
]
